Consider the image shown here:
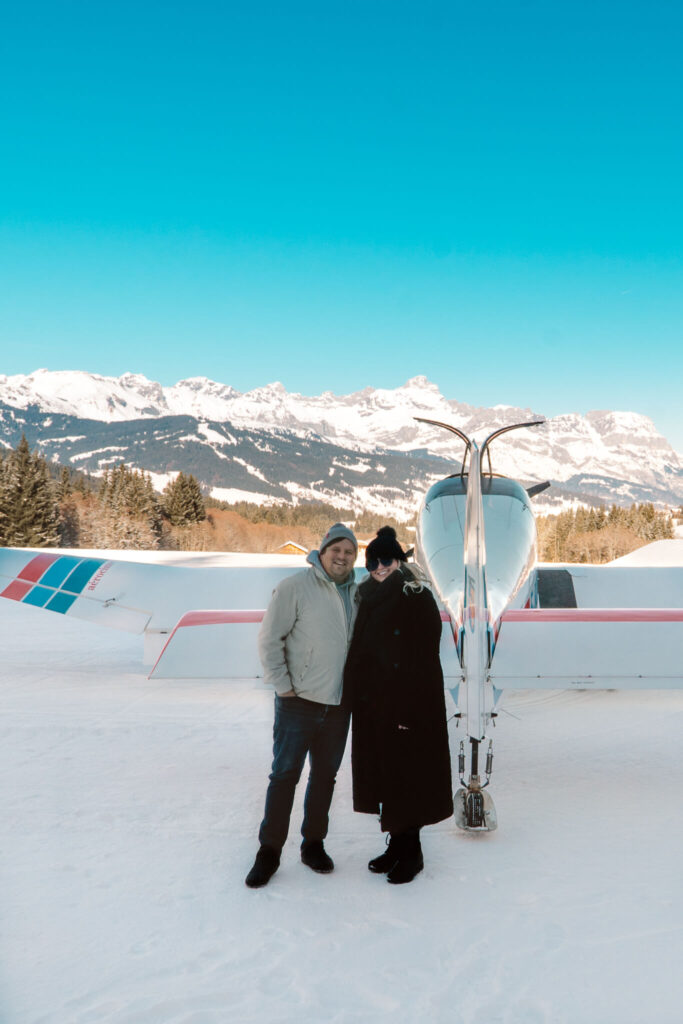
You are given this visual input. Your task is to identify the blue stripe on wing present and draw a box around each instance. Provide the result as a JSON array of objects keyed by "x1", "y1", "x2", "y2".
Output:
[
  {"x1": 61, "y1": 558, "x2": 106, "y2": 594},
  {"x1": 45, "y1": 591, "x2": 78, "y2": 614},
  {"x1": 22, "y1": 585, "x2": 54, "y2": 608},
  {"x1": 40, "y1": 556, "x2": 84, "y2": 589}
]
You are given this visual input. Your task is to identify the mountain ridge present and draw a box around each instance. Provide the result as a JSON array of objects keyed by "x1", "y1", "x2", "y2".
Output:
[{"x1": 0, "y1": 370, "x2": 681, "y2": 516}]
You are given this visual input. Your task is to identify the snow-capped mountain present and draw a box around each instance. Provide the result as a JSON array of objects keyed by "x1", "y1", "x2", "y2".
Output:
[
  {"x1": 0, "y1": 370, "x2": 169, "y2": 421},
  {"x1": 0, "y1": 369, "x2": 681, "y2": 515}
]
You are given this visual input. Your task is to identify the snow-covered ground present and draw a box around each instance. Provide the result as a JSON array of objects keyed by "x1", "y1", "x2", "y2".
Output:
[
  {"x1": 608, "y1": 538, "x2": 683, "y2": 566},
  {"x1": 3, "y1": 559, "x2": 683, "y2": 1023}
]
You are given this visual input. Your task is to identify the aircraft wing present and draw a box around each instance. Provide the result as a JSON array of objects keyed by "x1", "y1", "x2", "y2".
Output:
[
  {"x1": 148, "y1": 610, "x2": 266, "y2": 679},
  {"x1": 0, "y1": 549, "x2": 299, "y2": 630},
  {"x1": 0, "y1": 550, "x2": 154, "y2": 633},
  {"x1": 0, "y1": 548, "x2": 301, "y2": 676},
  {"x1": 490, "y1": 565, "x2": 683, "y2": 689},
  {"x1": 0, "y1": 548, "x2": 462, "y2": 682}
]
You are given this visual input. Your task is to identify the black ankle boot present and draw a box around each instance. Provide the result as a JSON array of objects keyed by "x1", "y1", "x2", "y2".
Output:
[
  {"x1": 245, "y1": 845, "x2": 281, "y2": 888},
  {"x1": 386, "y1": 831, "x2": 423, "y2": 885},
  {"x1": 300, "y1": 839, "x2": 334, "y2": 873},
  {"x1": 368, "y1": 835, "x2": 400, "y2": 874}
]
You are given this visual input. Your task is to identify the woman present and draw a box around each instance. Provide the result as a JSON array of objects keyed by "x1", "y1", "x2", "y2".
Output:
[{"x1": 345, "y1": 527, "x2": 453, "y2": 884}]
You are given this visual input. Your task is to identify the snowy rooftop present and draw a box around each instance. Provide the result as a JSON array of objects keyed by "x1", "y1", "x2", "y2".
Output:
[{"x1": 607, "y1": 538, "x2": 683, "y2": 567}]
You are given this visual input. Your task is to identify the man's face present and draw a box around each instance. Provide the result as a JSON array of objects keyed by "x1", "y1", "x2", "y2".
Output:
[{"x1": 320, "y1": 539, "x2": 356, "y2": 581}]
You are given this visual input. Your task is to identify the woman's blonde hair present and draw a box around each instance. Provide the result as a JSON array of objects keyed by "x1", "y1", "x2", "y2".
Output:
[{"x1": 400, "y1": 562, "x2": 432, "y2": 595}]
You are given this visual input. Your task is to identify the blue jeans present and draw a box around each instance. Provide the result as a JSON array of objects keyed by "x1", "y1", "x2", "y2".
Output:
[{"x1": 258, "y1": 695, "x2": 351, "y2": 851}]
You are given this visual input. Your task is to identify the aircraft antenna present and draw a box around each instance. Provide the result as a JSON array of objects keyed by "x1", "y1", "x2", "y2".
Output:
[
  {"x1": 413, "y1": 417, "x2": 471, "y2": 477},
  {"x1": 480, "y1": 420, "x2": 545, "y2": 469}
]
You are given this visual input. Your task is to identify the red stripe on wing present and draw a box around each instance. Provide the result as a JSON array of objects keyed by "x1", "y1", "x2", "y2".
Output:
[
  {"x1": 17, "y1": 553, "x2": 60, "y2": 582},
  {"x1": 1, "y1": 580, "x2": 34, "y2": 601},
  {"x1": 502, "y1": 608, "x2": 683, "y2": 623},
  {"x1": 176, "y1": 610, "x2": 265, "y2": 627}
]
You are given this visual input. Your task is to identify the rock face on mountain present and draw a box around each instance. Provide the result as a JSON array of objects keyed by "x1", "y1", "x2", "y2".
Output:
[{"x1": 0, "y1": 370, "x2": 681, "y2": 516}]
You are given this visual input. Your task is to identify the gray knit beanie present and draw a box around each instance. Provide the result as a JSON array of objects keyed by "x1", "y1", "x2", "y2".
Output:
[{"x1": 319, "y1": 522, "x2": 358, "y2": 554}]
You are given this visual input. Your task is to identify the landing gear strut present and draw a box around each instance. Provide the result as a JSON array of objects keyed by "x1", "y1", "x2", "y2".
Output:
[{"x1": 454, "y1": 738, "x2": 498, "y2": 831}]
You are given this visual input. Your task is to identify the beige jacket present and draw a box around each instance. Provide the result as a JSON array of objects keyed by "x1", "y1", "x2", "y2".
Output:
[{"x1": 257, "y1": 554, "x2": 358, "y2": 704}]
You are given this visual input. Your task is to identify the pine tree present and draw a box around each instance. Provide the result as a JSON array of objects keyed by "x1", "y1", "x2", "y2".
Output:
[
  {"x1": 607, "y1": 504, "x2": 623, "y2": 528},
  {"x1": 56, "y1": 466, "x2": 73, "y2": 500},
  {"x1": 98, "y1": 469, "x2": 110, "y2": 504},
  {"x1": 58, "y1": 500, "x2": 80, "y2": 547},
  {"x1": 0, "y1": 452, "x2": 9, "y2": 545},
  {"x1": 143, "y1": 474, "x2": 163, "y2": 537},
  {"x1": 163, "y1": 472, "x2": 188, "y2": 526},
  {"x1": 0, "y1": 436, "x2": 59, "y2": 547},
  {"x1": 163, "y1": 472, "x2": 205, "y2": 526},
  {"x1": 185, "y1": 474, "x2": 206, "y2": 523}
]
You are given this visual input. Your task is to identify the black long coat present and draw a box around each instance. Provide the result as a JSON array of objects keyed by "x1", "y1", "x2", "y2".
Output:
[{"x1": 344, "y1": 567, "x2": 453, "y2": 832}]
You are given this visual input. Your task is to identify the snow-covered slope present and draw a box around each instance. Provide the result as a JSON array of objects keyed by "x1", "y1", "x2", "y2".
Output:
[
  {"x1": 0, "y1": 369, "x2": 168, "y2": 421},
  {"x1": 3, "y1": 555, "x2": 683, "y2": 1024},
  {"x1": 1, "y1": 369, "x2": 681, "y2": 511}
]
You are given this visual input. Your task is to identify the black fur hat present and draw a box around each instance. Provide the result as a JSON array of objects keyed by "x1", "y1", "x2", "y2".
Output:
[{"x1": 365, "y1": 526, "x2": 407, "y2": 566}]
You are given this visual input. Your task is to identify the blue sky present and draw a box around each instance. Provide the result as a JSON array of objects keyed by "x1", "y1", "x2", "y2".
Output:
[{"x1": 1, "y1": 0, "x2": 682, "y2": 449}]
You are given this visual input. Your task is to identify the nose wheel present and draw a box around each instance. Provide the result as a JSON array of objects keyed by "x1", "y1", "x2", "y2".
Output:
[
  {"x1": 454, "y1": 738, "x2": 498, "y2": 831},
  {"x1": 454, "y1": 786, "x2": 498, "y2": 831}
]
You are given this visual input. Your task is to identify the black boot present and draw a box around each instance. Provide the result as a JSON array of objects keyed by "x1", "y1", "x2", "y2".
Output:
[
  {"x1": 300, "y1": 839, "x2": 334, "y2": 873},
  {"x1": 386, "y1": 830, "x2": 423, "y2": 885},
  {"x1": 368, "y1": 835, "x2": 400, "y2": 874},
  {"x1": 245, "y1": 845, "x2": 280, "y2": 888}
]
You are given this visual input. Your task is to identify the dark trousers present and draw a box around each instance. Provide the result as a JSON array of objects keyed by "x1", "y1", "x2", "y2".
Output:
[{"x1": 258, "y1": 695, "x2": 350, "y2": 851}]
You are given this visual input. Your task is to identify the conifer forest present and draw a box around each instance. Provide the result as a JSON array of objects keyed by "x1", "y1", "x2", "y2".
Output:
[{"x1": 0, "y1": 437, "x2": 678, "y2": 560}]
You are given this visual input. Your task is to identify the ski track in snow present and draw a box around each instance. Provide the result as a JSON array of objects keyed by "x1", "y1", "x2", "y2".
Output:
[{"x1": 2, "y1": 597, "x2": 683, "y2": 1023}]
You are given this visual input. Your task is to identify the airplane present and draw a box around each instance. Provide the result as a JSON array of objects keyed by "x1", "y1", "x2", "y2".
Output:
[
  {"x1": 1, "y1": 419, "x2": 682, "y2": 833},
  {"x1": 414, "y1": 418, "x2": 683, "y2": 830}
]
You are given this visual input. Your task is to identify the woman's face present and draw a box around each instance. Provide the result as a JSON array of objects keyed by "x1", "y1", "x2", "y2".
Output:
[{"x1": 368, "y1": 558, "x2": 400, "y2": 583}]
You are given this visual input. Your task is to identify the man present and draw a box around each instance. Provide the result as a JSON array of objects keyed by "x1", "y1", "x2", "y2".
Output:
[{"x1": 245, "y1": 522, "x2": 359, "y2": 888}]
